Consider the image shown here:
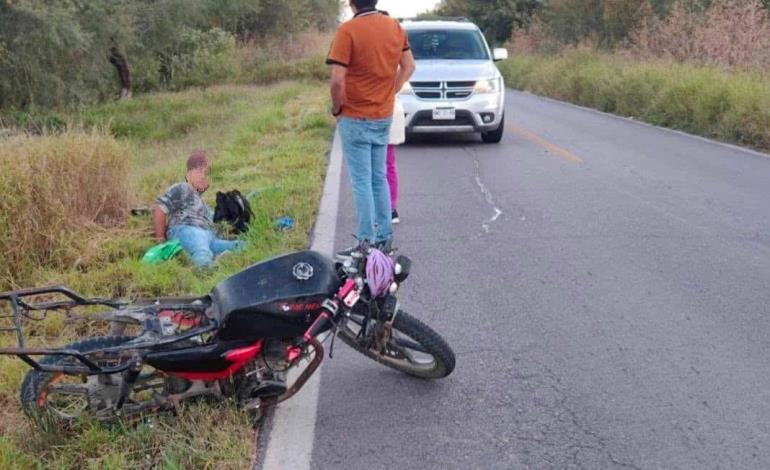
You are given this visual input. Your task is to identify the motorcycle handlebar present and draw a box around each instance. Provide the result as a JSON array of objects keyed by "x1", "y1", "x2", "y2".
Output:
[{"x1": 301, "y1": 298, "x2": 340, "y2": 343}]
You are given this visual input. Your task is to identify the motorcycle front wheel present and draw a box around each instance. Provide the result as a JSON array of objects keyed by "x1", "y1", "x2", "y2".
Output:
[{"x1": 338, "y1": 309, "x2": 455, "y2": 379}]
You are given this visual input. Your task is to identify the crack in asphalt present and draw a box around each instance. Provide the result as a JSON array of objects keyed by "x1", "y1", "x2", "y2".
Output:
[
  {"x1": 531, "y1": 358, "x2": 645, "y2": 470},
  {"x1": 462, "y1": 146, "x2": 503, "y2": 235}
]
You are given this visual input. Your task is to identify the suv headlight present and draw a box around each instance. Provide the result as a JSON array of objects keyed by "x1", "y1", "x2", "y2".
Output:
[
  {"x1": 400, "y1": 82, "x2": 414, "y2": 95},
  {"x1": 474, "y1": 78, "x2": 500, "y2": 94}
]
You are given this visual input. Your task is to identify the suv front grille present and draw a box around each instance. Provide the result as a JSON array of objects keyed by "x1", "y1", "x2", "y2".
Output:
[
  {"x1": 447, "y1": 81, "x2": 476, "y2": 88},
  {"x1": 416, "y1": 91, "x2": 442, "y2": 99},
  {"x1": 410, "y1": 80, "x2": 477, "y2": 101},
  {"x1": 446, "y1": 91, "x2": 472, "y2": 99}
]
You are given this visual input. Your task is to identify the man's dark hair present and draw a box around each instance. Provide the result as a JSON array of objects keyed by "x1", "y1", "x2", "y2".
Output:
[
  {"x1": 351, "y1": 0, "x2": 377, "y2": 10},
  {"x1": 186, "y1": 149, "x2": 209, "y2": 171}
]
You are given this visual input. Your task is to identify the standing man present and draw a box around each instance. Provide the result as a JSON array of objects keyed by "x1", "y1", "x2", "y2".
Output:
[{"x1": 327, "y1": 0, "x2": 416, "y2": 254}]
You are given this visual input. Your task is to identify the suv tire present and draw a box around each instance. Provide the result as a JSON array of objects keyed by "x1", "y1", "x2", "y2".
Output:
[{"x1": 481, "y1": 114, "x2": 505, "y2": 143}]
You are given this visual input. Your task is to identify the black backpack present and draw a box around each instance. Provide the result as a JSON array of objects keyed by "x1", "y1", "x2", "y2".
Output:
[{"x1": 214, "y1": 190, "x2": 254, "y2": 233}]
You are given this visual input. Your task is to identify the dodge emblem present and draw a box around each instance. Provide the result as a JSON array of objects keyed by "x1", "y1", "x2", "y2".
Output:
[{"x1": 292, "y1": 262, "x2": 314, "y2": 281}]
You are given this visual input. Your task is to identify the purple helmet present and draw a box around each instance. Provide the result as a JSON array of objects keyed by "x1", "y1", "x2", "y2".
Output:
[{"x1": 366, "y1": 249, "x2": 395, "y2": 297}]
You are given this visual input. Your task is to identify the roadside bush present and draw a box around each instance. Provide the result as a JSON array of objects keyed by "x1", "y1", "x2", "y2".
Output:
[
  {"x1": 499, "y1": 48, "x2": 770, "y2": 150},
  {"x1": 0, "y1": 133, "x2": 132, "y2": 287},
  {"x1": 163, "y1": 27, "x2": 240, "y2": 90}
]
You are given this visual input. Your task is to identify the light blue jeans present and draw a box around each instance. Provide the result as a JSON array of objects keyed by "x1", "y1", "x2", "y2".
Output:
[
  {"x1": 169, "y1": 225, "x2": 243, "y2": 268},
  {"x1": 338, "y1": 116, "x2": 393, "y2": 244}
]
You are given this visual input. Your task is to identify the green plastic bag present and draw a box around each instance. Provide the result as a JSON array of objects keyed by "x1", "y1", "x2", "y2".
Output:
[{"x1": 142, "y1": 239, "x2": 184, "y2": 264}]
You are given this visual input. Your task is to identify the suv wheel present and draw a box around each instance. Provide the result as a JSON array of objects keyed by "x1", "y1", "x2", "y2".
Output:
[{"x1": 481, "y1": 114, "x2": 505, "y2": 144}]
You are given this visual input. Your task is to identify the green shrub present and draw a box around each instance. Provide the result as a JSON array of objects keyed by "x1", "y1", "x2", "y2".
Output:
[
  {"x1": 0, "y1": 1, "x2": 340, "y2": 109},
  {"x1": 0, "y1": 3, "x2": 124, "y2": 108},
  {"x1": 164, "y1": 27, "x2": 240, "y2": 90}
]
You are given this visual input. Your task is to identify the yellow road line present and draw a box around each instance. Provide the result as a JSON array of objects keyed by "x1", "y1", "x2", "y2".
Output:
[{"x1": 508, "y1": 124, "x2": 584, "y2": 163}]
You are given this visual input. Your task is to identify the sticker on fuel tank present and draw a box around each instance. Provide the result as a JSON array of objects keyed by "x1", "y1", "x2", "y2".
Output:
[
  {"x1": 292, "y1": 262, "x2": 314, "y2": 281},
  {"x1": 280, "y1": 302, "x2": 322, "y2": 313}
]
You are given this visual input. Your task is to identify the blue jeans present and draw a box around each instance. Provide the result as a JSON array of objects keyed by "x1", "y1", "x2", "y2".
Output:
[
  {"x1": 338, "y1": 116, "x2": 393, "y2": 244},
  {"x1": 169, "y1": 225, "x2": 243, "y2": 268}
]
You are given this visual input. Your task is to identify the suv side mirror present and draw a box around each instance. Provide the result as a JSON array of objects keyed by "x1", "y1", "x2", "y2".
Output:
[{"x1": 493, "y1": 48, "x2": 509, "y2": 62}]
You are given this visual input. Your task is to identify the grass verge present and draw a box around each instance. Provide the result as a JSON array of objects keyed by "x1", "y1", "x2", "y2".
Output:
[
  {"x1": 0, "y1": 82, "x2": 333, "y2": 469},
  {"x1": 499, "y1": 48, "x2": 770, "y2": 151}
]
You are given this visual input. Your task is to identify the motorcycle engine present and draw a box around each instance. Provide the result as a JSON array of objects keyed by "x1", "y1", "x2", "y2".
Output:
[
  {"x1": 231, "y1": 338, "x2": 290, "y2": 404},
  {"x1": 261, "y1": 338, "x2": 292, "y2": 371}
]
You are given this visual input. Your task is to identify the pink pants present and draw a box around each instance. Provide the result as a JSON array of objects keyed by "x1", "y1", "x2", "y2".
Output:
[{"x1": 386, "y1": 144, "x2": 398, "y2": 210}]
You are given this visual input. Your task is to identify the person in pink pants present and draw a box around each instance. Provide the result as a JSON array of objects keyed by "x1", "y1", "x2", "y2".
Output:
[{"x1": 388, "y1": 100, "x2": 405, "y2": 224}]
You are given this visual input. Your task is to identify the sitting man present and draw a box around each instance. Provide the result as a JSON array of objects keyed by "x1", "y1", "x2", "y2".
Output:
[{"x1": 153, "y1": 150, "x2": 243, "y2": 268}]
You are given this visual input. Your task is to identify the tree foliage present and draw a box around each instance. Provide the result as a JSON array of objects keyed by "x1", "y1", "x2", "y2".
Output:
[
  {"x1": 0, "y1": 0, "x2": 340, "y2": 109},
  {"x1": 432, "y1": 0, "x2": 542, "y2": 45},
  {"x1": 432, "y1": 0, "x2": 770, "y2": 48}
]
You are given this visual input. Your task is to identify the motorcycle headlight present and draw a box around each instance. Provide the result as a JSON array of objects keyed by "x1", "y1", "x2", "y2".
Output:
[
  {"x1": 474, "y1": 78, "x2": 500, "y2": 94},
  {"x1": 400, "y1": 82, "x2": 414, "y2": 95}
]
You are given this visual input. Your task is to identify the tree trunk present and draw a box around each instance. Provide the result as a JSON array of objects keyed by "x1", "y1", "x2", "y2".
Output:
[{"x1": 109, "y1": 46, "x2": 132, "y2": 99}]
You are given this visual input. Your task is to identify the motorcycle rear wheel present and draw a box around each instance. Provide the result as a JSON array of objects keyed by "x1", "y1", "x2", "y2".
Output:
[
  {"x1": 338, "y1": 309, "x2": 455, "y2": 379},
  {"x1": 20, "y1": 336, "x2": 168, "y2": 427}
]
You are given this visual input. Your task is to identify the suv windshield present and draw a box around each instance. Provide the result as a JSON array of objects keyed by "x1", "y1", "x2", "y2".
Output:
[{"x1": 407, "y1": 29, "x2": 490, "y2": 61}]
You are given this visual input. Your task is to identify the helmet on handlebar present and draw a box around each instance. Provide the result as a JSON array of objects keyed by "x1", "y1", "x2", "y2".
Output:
[{"x1": 366, "y1": 249, "x2": 395, "y2": 297}]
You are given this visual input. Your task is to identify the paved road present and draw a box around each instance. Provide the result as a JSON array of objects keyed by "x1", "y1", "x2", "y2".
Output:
[{"x1": 311, "y1": 91, "x2": 770, "y2": 469}]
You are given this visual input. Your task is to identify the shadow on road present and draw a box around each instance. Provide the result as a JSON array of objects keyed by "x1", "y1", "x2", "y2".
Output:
[{"x1": 404, "y1": 132, "x2": 488, "y2": 147}]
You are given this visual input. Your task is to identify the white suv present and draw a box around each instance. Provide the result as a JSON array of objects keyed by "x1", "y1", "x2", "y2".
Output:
[{"x1": 398, "y1": 18, "x2": 508, "y2": 143}]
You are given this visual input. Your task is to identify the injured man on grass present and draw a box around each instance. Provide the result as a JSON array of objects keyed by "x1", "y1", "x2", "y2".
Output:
[{"x1": 153, "y1": 150, "x2": 244, "y2": 268}]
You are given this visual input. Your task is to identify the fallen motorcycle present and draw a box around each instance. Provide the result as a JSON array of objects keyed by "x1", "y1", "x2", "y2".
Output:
[{"x1": 0, "y1": 244, "x2": 455, "y2": 426}]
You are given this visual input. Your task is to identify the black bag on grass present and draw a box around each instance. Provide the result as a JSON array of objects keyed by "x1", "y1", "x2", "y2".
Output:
[{"x1": 214, "y1": 190, "x2": 254, "y2": 233}]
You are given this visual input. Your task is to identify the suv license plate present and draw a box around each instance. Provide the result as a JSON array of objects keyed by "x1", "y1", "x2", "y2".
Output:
[{"x1": 433, "y1": 107, "x2": 455, "y2": 121}]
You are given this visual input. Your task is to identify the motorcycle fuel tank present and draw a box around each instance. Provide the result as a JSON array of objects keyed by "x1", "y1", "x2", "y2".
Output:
[{"x1": 211, "y1": 250, "x2": 340, "y2": 340}]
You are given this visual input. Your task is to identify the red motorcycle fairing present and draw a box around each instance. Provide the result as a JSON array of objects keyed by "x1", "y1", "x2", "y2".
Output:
[{"x1": 144, "y1": 339, "x2": 263, "y2": 381}]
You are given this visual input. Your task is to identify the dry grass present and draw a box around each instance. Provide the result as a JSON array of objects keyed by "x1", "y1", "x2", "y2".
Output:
[
  {"x1": 238, "y1": 29, "x2": 334, "y2": 64},
  {"x1": 0, "y1": 133, "x2": 133, "y2": 289},
  {"x1": 237, "y1": 30, "x2": 333, "y2": 84},
  {"x1": 626, "y1": 0, "x2": 770, "y2": 71},
  {"x1": 509, "y1": 0, "x2": 770, "y2": 73}
]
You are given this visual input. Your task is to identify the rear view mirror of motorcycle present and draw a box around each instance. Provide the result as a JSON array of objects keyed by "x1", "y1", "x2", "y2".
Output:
[{"x1": 394, "y1": 255, "x2": 412, "y2": 283}]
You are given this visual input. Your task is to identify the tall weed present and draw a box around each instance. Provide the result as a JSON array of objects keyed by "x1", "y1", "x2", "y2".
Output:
[
  {"x1": 237, "y1": 30, "x2": 333, "y2": 84},
  {"x1": 0, "y1": 133, "x2": 132, "y2": 287}
]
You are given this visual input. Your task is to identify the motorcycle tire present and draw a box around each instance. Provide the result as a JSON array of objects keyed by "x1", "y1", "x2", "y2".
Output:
[
  {"x1": 338, "y1": 309, "x2": 455, "y2": 379},
  {"x1": 20, "y1": 336, "x2": 136, "y2": 425}
]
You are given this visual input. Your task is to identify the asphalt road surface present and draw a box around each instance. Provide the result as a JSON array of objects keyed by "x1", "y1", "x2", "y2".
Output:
[{"x1": 311, "y1": 91, "x2": 770, "y2": 469}]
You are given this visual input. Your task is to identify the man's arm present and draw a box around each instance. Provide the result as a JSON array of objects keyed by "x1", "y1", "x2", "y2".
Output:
[
  {"x1": 394, "y1": 50, "x2": 416, "y2": 94},
  {"x1": 330, "y1": 64, "x2": 347, "y2": 116},
  {"x1": 153, "y1": 206, "x2": 167, "y2": 241}
]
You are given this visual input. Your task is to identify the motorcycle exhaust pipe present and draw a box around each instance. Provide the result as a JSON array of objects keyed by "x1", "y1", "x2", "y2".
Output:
[{"x1": 263, "y1": 337, "x2": 324, "y2": 407}]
